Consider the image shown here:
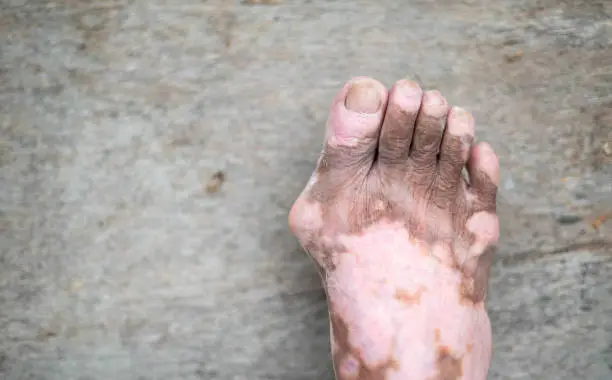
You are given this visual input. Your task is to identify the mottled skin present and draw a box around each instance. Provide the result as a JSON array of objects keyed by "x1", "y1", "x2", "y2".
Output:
[{"x1": 290, "y1": 77, "x2": 500, "y2": 380}]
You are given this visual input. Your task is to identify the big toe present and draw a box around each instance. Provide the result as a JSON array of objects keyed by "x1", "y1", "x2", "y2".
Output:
[{"x1": 318, "y1": 77, "x2": 388, "y2": 173}]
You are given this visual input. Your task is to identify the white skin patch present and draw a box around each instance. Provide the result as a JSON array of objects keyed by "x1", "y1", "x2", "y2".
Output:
[
  {"x1": 325, "y1": 222, "x2": 492, "y2": 379},
  {"x1": 466, "y1": 211, "x2": 499, "y2": 243}
]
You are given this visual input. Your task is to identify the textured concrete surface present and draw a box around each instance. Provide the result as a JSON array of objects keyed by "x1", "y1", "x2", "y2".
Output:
[{"x1": 1, "y1": 0, "x2": 612, "y2": 379}]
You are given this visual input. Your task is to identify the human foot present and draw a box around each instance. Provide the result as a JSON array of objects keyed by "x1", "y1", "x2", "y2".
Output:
[{"x1": 289, "y1": 77, "x2": 500, "y2": 380}]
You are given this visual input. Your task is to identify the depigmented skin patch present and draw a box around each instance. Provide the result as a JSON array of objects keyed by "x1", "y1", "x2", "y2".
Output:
[{"x1": 331, "y1": 312, "x2": 400, "y2": 380}]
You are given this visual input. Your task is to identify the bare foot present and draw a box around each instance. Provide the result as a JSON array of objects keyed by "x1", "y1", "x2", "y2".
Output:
[{"x1": 289, "y1": 77, "x2": 499, "y2": 380}]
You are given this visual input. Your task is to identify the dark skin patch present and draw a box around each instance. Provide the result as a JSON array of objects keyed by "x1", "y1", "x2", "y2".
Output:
[
  {"x1": 331, "y1": 312, "x2": 399, "y2": 380},
  {"x1": 431, "y1": 346, "x2": 463, "y2": 380},
  {"x1": 430, "y1": 330, "x2": 464, "y2": 380},
  {"x1": 377, "y1": 87, "x2": 419, "y2": 164},
  {"x1": 437, "y1": 134, "x2": 475, "y2": 207},
  {"x1": 394, "y1": 286, "x2": 425, "y2": 305},
  {"x1": 458, "y1": 246, "x2": 496, "y2": 305},
  {"x1": 301, "y1": 231, "x2": 349, "y2": 273}
]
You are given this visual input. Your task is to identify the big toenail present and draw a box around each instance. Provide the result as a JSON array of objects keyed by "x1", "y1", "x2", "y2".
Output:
[{"x1": 345, "y1": 81, "x2": 382, "y2": 113}]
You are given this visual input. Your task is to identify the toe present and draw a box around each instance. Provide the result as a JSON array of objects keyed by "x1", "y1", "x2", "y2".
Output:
[
  {"x1": 377, "y1": 79, "x2": 423, "y2": 164},
  {"x1": 438, "y1": 107, "x2": 475, "y2": 181},
  {"x1": 318, "y1": 77, "x2": 388, "y2": 175},
  {"x1": 467, "y1": 142, "x2": 499, "y2": 211},
  {"x1": 408, "y1": 90, "x2": 450, "y2": 167}
]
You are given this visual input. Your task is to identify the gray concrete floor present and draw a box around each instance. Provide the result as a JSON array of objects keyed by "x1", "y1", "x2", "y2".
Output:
[{"x1": 1, "y1": 0, "x2": 612, "y2": 379}]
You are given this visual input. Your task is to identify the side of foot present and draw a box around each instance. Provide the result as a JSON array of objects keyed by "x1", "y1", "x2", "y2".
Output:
[{"x1": 289, "y1": 77, "x2": 500, "y2": 380}]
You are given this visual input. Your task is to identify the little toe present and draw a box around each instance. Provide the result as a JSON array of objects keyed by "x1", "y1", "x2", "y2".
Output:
[
  {"x1": 467, "y1": 142, "x2": 499, "y2": 212},
  {"x1": 438, "y1": 107, "x2": 475, "y2": 181},
  {"x1": 377, "y1": 79, "x2": 423, "y2": 165},
  {"x1": 408, "y1": 90, "x2": 450, "y2": 167},
  {"x1": 318, "y1": 77, "x2": 388, "y2": 175}
]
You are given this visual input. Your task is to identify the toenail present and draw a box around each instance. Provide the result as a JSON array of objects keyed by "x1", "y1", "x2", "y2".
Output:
[
  {"x1": 424, "y1": 91, "x2": 444, "y2": 106},
  {"x1": 448, "y1": 107, "x2": 474, "y2": 136},
  {"x1": 345, "y1": 81, "x2": 382, "y2": 114},
  {"x1": 422, "y1": 91, "x2": 448, "y2": 116},
  {"x1": 451, "y1": 107, "x2": 470, "y2": 122},
  {"x1": 397, "y1": 79, "x2": 422, "y2": 96}
]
